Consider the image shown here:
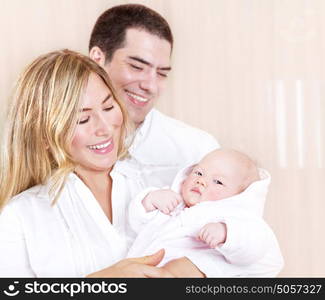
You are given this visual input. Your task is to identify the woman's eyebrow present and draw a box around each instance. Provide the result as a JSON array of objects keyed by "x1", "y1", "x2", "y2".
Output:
[
  {"x1": 101, "y1": 94, "x2": 112, "y2": 104},
  {"x1": 80, "y1": 94, "x2": 112, "y2": 112}
]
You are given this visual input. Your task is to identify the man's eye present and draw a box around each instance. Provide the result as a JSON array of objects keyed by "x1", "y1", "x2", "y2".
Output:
[
  {"x1": 130, "y1": 64, "x2": 143, "y2": 70},
  {"x1": 213, "y1": 179, "x2": 223, "y2": 185},
  {"x1": 194, "y1": 171, "x2": 202, "y2": 176},
  {"x1": 78, "y1": 117, "x2": 89, "y2": 124},
  {"x1": 157, "y1": 72, "x2": 168, "y2": 78}
]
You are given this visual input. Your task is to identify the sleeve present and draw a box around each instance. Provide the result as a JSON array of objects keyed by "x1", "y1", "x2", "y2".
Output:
[
  {"x1": 216, "y1": 214, "x2": 270, "y2": 265},
  {"x1": 184, "y1": 214, "x2": 283, "y2": 277},
  {"x1": 0, "y1": 203, "x2": 35, "y2": 277},
  {"x1": 128, "y1": 187, "x2": 161, "y2": 234}
]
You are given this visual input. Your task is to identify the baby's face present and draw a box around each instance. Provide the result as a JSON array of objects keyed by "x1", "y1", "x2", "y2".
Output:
[{"x1": 181, "y1": 151, "x2": 248, "y2": 207}]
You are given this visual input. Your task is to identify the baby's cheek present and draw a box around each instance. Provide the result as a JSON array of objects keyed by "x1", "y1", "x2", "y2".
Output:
[
  {"x1": 180, "y1": 181, "x2": 188, "y2": 199},
  {"x1": 206, "y1": 188, "x2": 223, "y2": 201}
]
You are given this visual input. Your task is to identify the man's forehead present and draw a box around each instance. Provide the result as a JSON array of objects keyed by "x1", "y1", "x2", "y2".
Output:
[{"x1": 122, "y1": 28, "x2": 172, "y2": 65}]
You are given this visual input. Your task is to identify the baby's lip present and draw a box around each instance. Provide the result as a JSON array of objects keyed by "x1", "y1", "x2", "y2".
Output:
[{"x1": 191, "y1": 187, "x2": 201, "y2": 195}]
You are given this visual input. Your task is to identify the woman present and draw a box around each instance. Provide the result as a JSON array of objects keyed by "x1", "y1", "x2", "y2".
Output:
[
  {"x1": 0, "y1": 50, "x2": 204, "y2": 277},
  {"x1": 0, "y1": 49, "x2": 175, "y2": 277}
]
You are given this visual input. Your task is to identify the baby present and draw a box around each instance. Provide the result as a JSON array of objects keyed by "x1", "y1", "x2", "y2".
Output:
[
  {"x1": 127, "y1": 149, "x2": 284, "y2": 277},
  {"x1": 142, "y1": 148, "x2": 260, "y2": 248}
]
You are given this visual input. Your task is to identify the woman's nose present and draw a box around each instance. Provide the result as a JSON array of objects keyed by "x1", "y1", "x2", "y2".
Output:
[{"x1": 95, "y1": 115, "x2": 111, "y2": 136}]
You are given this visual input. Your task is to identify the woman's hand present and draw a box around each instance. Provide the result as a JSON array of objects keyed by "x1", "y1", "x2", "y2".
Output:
[
  {"x1": 86, "y1": 249, "x2": 174, "y2": 278},
  {"x1": 162, "y1": 257, "x2": 205, "y2": 278}
]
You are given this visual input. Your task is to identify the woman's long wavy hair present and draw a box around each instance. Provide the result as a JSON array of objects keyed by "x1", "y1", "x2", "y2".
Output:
[{"x1": 0, "y1": 49, "x2": 132, "y2": 210}]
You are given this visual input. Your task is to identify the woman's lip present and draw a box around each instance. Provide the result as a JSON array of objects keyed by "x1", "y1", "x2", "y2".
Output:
[
  {"x1": 87, "y1": 139, "x2": 114, "y2": 154},
  {"x1": 87, "y1": 139, "x2": 112, "y2": 148}
]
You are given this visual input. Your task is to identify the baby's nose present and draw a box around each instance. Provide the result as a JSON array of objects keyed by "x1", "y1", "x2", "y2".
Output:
[{"x1": 196, "y1": 178, "x2": 206, "y2": 187}]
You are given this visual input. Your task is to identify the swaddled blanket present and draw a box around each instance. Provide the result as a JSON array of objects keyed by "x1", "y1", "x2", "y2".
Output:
[{"x1": 127, "y1": 166, "x2": 284, "y2": 277}]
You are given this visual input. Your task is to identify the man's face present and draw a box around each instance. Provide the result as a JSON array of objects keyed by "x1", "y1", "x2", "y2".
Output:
[{"x1": 102, "y1": 28, "x2": 172, "y2": 127}]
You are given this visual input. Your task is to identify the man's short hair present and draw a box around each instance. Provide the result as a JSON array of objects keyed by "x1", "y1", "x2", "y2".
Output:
[{"x1": 89, "y1": 4, "x2": 173, "y2": 62}]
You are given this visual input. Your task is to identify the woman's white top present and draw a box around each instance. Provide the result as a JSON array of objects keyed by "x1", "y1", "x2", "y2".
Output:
[
  {"x1": 0, "y1": 162, "x2": 140, "y2": 278},
  {"x1": 0, "y1": 108, "x2": 220, "y2": 278}
]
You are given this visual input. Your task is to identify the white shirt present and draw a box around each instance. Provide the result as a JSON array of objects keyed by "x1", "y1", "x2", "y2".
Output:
[
  {"x1": 0, "y1": 169, "x2": 134, "y2": 277},
  {"x1": 123, "y1": 109, "x2": 220, "y2": 189},
  {"x1": 127, "y1": 167, "x2": 284, "y2": 277}
]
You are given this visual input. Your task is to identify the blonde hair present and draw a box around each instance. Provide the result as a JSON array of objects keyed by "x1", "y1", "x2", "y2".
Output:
[{"x1": 0, "y1": 49, "x2": 132, "y2": 210}]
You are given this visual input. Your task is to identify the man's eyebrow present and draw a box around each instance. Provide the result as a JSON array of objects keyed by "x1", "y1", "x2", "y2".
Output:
[
  {"x1": 128, "y1": 56, "x2": 171, "y2": 71},
  {"x1": 80, "y1": 94, "x2": 111, "y2": 112}
]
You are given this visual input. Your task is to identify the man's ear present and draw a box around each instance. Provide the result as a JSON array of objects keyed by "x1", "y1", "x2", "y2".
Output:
[{"x1": 89, "y1": 46, "x2": 106, "y2": 67}]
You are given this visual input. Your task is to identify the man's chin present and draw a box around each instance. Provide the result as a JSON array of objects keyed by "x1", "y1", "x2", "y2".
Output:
[{"x1": 129, "y1": 111, "x2": 150, "y2": 127}]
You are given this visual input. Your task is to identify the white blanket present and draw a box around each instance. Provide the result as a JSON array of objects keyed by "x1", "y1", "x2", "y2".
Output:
[{"x1": 127, "y1": 167, "x2": 284, "y2": 277}]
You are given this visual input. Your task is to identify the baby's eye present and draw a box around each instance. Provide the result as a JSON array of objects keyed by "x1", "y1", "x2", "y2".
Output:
[
  {"x1": 194, "y1": 170, "x2": 203, "y2": 176},
  {"x1": 213, "y1": 179, "x2": 223, "y2": 185}
]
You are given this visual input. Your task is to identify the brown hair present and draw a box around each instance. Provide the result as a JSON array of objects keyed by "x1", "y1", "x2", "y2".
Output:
[{"x1": 89, "y1": 4, "x2": 173, "y2": 62}]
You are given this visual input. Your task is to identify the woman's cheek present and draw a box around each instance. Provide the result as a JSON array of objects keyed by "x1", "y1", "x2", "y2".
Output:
[{"x1": 113, "y1": 106, "x2": 124, "y2": 127}]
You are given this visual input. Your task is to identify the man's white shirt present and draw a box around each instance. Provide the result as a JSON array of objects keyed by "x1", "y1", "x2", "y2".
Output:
[{"x1": 121, "y1": 108, "x2": 220, "y2": 190}]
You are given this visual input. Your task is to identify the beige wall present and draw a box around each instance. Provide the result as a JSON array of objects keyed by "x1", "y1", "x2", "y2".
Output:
[{"x1": 1, "y1": 0, "x2": 324, "y2": 276}]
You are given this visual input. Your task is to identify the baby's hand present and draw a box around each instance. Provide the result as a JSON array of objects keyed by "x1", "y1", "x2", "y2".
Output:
[
  {"x1": 198, "y1": 222, "x2": 227, "y2": 248},
  {"x1": 142, "y1": 189, "x2": 183, "y2": 214}
]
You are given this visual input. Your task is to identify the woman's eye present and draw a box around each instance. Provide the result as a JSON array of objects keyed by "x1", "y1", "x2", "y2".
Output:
[
  {"x1": 104, "y1": 106, "x2": 114, "y2": 111},
  {"x1": 213, "y1": 179, "x2": 223, "y2": 185},
  {"x1": 194, "y1": 171, "x2": 202, "y2": 176},
  {"x1": 78, "y1": 117, "x2": 89, "y2": 124}
]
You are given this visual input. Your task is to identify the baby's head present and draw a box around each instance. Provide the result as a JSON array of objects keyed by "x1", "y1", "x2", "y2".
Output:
[{"x1": 181, "y1": 149, "x2": 260, "y2": 207}]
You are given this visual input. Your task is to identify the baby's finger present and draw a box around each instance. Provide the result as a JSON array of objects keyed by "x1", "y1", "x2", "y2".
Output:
[
  {"x1": 199, "y1": 228, "x2": 208, "y2": 241},
  {"x1": 205, "y1": 234, "x2": 213, "y2": 245},
  {"x1": 210, "y1": 240, "x2": 219, "y2": 248},
  {"x1": 171, "y1": 198, "x2": 179, "y2": 207},
  {"x1": 166, "y1": 203, "x2": 174, "y2": 212},
  {"x1": 197, "y1": 227, "x2": 205, "y2": 240},
  {"x1": 175, "y1": 194, "x2": 183, "y2": 203},
  {"x1": 161, "y1": 206, "x2": 170, "y2": 214}
]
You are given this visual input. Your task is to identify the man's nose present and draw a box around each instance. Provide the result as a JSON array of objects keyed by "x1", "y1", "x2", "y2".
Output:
[{"x1": 139, "y1": 72, "x2": 158, "y2": 95}]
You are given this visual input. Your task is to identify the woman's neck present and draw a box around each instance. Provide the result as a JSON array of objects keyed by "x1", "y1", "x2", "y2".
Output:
[{"x1": 74, "y1": 167, "x2": 113, "y2": 222}]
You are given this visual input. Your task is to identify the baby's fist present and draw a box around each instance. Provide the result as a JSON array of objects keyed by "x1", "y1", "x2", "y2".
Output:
[{"x1": 198, "y1": 222, "x2": 227, "y2": 248}]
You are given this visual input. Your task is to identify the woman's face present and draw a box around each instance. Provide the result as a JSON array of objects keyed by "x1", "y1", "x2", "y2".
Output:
[{"x1": 70, "y1": 72, "x2": 123, "y2": 173}]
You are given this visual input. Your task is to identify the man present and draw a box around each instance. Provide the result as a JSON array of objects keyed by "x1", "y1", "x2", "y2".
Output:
[{"x1": 89, "y1": 4, "x2": 220, "y2": 190}]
